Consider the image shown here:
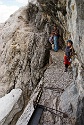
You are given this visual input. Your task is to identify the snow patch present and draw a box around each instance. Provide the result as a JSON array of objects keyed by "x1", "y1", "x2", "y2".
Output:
[{"x1": 0, "y1": 89, "x2": 22, "y2": 121}]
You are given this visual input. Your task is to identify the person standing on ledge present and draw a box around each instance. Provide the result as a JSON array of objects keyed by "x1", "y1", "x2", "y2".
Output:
[
  {"x1": 52, "y1": 25, "x2": 59, "y2": 52},
  {"x1": 64, "y1": 40, "x2": 73, "y2": 72}
]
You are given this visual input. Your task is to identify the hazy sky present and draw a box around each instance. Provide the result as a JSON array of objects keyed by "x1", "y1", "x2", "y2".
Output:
[{"x1": 0, "y1": 0, "x2": 28, "y2": 23}]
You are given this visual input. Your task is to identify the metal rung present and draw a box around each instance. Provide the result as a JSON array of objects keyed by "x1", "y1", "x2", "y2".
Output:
[
  {"x1": 37, "y1": 104, "x2": 68, "y2": 118},
  {"x1": 44, "y1": 86, "x2": 64, "y2": 92}
]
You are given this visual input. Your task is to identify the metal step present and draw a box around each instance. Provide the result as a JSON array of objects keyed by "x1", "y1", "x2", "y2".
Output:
[{"x1": 28, "y1": 105, "x2": 44, "y2": 125}]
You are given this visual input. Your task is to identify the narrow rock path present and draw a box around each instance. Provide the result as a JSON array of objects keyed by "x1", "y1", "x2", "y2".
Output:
[{"x1": 39, "y1": 50, "x2": 73, "y2": 125}]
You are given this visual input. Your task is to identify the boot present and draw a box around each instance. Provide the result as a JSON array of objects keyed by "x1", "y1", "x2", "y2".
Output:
[{"x1": 64, "y1": 67, "x2": 67, "y2": 72}]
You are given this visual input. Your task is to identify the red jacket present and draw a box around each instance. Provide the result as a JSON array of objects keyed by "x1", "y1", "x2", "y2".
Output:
[{"x1": 64, "y1": 55, "x2": 71, "y2": 65}]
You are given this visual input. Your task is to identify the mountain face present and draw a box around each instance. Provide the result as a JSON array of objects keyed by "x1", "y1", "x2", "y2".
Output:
[
  {"x1": 0, "y1": 5, "x2": 51, "y2": 98},
  {"x1": 0, "y1": 0, "x2": 84, "y2": 125},
  {"x1": 0, "y1": 5, "x2": 51, "y2": 125}
]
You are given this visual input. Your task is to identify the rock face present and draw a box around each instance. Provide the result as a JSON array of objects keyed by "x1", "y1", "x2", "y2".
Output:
[
  {"x1": 0, "y1": 4, "x2": 51, "y2": 99},
  {"x1": 38, "y1": 50, "x2": 73, "y2": 125},
  {"x1": 60, "y1": 83, "x2": 79, "y2": 124},
  {"x1": 67, "y1": 0, "x2": 84, "y2": 64},
  {"x1": 0, "y1": 4, "x2": 51, "y2": 124},
  {"x1": 37, "y1": 0, "x2": 67, "y2": 40},
  {"x1": 0, "y1": 0, "x2": 84, "y2": 125},
  {"x1": 61, "y1": 1, "x2": 84, "y2": 124}
]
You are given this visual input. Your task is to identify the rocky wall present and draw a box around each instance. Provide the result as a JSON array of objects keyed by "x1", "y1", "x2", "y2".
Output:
[
  {"x1": 0, "y1": 0, "x2": 84, "y2": 124},
  {"x1": 67, "y1": 0, "x2": 84, "y2": 124},
  {"x1": 0, "y1": 3, "x2": 52, "y2": 124},
  {"x1": 60, "y1": 0, "x2": 84, "y2": 125}
]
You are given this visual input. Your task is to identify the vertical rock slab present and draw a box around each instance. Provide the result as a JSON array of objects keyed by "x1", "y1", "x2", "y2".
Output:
[
  {"x1": 62, "y1": 0, "x2": 84, "y2": 124},
  {"x1": 67, "y1": 0, "x2": 84, "y2": 64}
]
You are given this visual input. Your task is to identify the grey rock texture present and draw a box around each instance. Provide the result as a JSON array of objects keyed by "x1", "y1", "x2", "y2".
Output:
[
  {"x1": 0, "y1": 5, "x2": 51, "y2": 99},
  {"x1": 37, "y1": 0, "x2": 67, "y2": 41},
  {"x1": 39, "y1": 50, "x2": 73, "y2": 125},
  {"x1": 0, "y1": 0, "x2": 84, "y2": 125},
  {"x1": 72, "y1": 58, "x2": 84, "y2": 125},
  {"x1": 60, "y1": 83, "x2": 79, "y2": 124},
  {"x1": 67, "y1": 0, "x2": 84, "y2": 64},
  {"x1": 0, "y1": 4, "x2": 51, "y2": 124},
  {"x1": 64, "y1": 1, "x2": 84, "y2": 124}
]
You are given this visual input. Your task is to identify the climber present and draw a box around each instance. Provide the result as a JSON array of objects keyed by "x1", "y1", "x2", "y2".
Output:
[
  {"x1": 64, "y1": 40, "x2": 73, "y2": 72},
  {"x1": 52, "y1": 25, "x2": 59, "y2": 52},
  {"x1": 49, "y1": 33, "x2": 54, "y2": 49}
]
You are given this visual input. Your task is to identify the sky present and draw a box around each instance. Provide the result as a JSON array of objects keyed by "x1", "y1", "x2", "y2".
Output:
[{"x1": 0, "y1": 0, "x2": 28, "y2": 23}]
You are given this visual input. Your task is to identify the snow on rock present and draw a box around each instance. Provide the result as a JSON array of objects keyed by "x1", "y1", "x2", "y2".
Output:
[{"x1": 0, "y1": 89, "x2": 24, "y2": 125}]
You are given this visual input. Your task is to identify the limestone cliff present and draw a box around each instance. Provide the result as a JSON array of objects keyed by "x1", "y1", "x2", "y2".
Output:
[
  {"x1": 0, "y1": 4, "x2": 51, "y2": 125},
  {"x1": 0, "y1": 5, "x2": 51, "y2": 98},
  {"x1": 0, "y1": 0, "x2": 84, "y2": 125},
  {"x1": 66, "y1": 1, "x2": 84, "y2": 124}
]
